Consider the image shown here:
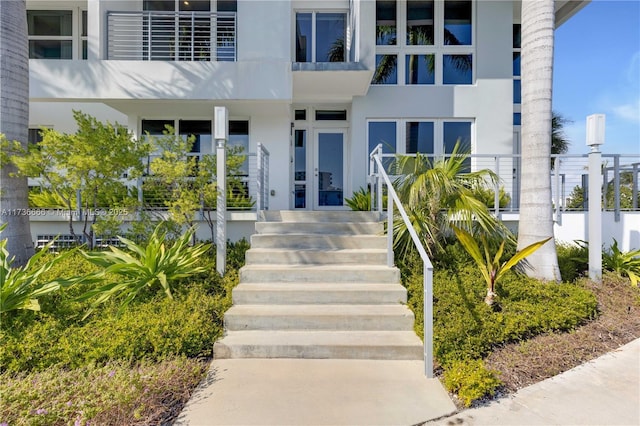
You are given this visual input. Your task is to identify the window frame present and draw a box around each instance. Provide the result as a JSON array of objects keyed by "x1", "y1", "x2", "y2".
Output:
[
  {"x1": 513, "y1": 23, "x2": 522, "y2": 125},
  {"x1": 373, "y1": 0, "x2": 475, "y2": 86},
  {"x1": 294, "y1": 9, "x2": 349, "y2": 63},
  {"x1": 27, "y1": 7, "x2": 86, "y2": 60},
  {"x1": 367, "y1": 118, "x2": 474, "y2": 157}
]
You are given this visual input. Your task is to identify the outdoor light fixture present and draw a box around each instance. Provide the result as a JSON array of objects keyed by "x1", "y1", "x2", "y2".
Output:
[{"x1": 586, "y1": 114, "x2": 605, "y2": 151}]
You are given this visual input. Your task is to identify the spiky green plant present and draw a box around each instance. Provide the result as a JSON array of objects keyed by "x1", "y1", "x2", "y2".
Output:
[
  {"x1": 0, "y1": 224, "x2": 79, "y2": 313},
  {"x1": 603, "y1": 239, "x2": 640, "y2": 287},
  {"x1": 452, "y1": 225, "x2": 551, "y2": 305},
  {"x1": 78, "y1": 225, "x2": 210, "y2": 317}
]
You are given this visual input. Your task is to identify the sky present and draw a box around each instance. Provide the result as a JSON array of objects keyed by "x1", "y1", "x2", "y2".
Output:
[{"x1": 553, "y1": 0, "x2": 640, "y2": 155}]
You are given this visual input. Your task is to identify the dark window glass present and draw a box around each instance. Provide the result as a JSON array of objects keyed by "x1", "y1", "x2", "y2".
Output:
[
  {"x1": 513, "y1": 113, "x2": 521, "y2": 126},
  {"x1": 28, "y1": 129, "x2": 44, "y2": 146},
  {"x1": 179, "y1": 120, "x2": 212, "y2": 154},
  {"x1": 29, "y1": 40, "x2": 73, "y2": 59},
  {"x1": 373, "y1": 54, "x2": 398, "y2": 84},
  {"x1": 143, "y1": 1, "x2": 174, "y2": 11},
  {"x1": 513, "y1": 52, "x2": 521, "y2": 76},
  {"x1": 513, "y1": 24, "x2": 521, "y2": 49},
  {"x1": 369, "y1": 121, "x2": 397, "y2": 172},
  {"x1": 444, "y1": 121, "x2": 471, "y2": 170},
  {"x1": 294, "y1": 130, "x2": 307, "y2": 182},
  {"x1": 142, "y1": 119, "x2": 174, "y2": 135},
  {"x1": 82, "y1": 11, "x2": 87, "y2": 37},
  {"x1": 315, "y1": 110, "x2": 347, "y2": 121},
  {"x1": 405, "y1": 122, "x2": 434, "y2": 154},
  {"x1": 180, "y1": 0, "x2": 210, "y2": 11},
  {"x1": 229, "y1": 120, "x2": 250, "y2": 175},
  {"x1": 376, "y1": 0, "x2": 397, "y2": 45},
  {"x1": 407, "y1": 0, "x2": 434, "y2": 45},
  {"x1": 443, "y1": 54, "x2": 472, "y2": 84},
  {"x1": 82, "y1": 40, "x2": 88, "y2": 59},
  {"x1": 444, "y1": 1, "x2": 472, "y2": 45},
  {"x1": 316, "y1": 13, "x2": 345, "y2": 62},
  {"x1": 217, "y1": 1, "x2": 237, "y2": 12},
  {"x1": 295, "y1": 110, "x2": 307, "y2": 121},
  {"x1": 295, "y1": 13, "x2": 312, "y2": 62},
  {"x1": 27, "y1": 10, "x2": 72, "y2": 36},
  {"x1": 406, "y1": 55, "x2": 435, "y2": 84},
  {"x1": 513, "y1": 79, "x2": 521, "y2": 104}
]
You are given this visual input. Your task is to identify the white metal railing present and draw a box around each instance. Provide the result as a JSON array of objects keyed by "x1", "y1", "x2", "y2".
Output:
[
  {"x1": 375, "y1": 152, "x2": 640, "y2": 223},
  {"x1": 107, "y1": 11, "x2": 236, "y2": 61},
  {"x1": 369, "y1": 144, "x2": 435, "y2": 378}
]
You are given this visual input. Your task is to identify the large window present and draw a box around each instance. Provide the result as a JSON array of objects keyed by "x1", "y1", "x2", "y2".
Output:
[
  {"x1": 513, "y1": 24, "x2": 522, "y2": 124},
  {"x1": 374, "y1": 0, "x2": 473, "y2": 85},
  {"x1": 296, "y1": 12, "x2": 347, "y2": 63},
  {"x1": 27, "y1": 10, "x2": 73, "y2": 59},
  {"x1": 368, "y1": 119, "x2": 472, "y2": 169}
]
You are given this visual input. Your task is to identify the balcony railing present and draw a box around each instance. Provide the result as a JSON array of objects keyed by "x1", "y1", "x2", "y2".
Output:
[{"x1": 107, "y1": 11, "x2": 236, "y2": 61}]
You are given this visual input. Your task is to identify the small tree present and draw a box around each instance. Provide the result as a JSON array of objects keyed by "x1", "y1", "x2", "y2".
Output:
[{"x1": 11, "y1": 112, "x2": 148, "y2": 247}]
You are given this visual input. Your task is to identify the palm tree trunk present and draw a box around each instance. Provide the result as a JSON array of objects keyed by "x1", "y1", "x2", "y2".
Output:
[
  {"x1": 517, "y1": 0, "x2": 561, "y2": 281},
  {"x1": 0, "y1": 0, "x2": 35, "y2": 266}
]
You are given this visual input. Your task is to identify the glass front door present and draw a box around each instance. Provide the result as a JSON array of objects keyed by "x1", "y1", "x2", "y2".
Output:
[{"x1": 314, "y1": 130, "x2": 346, "y2": 209}]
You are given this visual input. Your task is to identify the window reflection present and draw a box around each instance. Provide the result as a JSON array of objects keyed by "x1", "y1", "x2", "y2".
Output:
[
  {"x1": 316, "y1": 13, "x2": 345, "y2": 62},
  {"x1": 376, "y1": 0, "x2": 397, "y2": 45},
  {"x1": 444, "y1": 0, "x2": 472, "y2": 45},
  {"x1": 443, "y1": 121, "x2": 471, "y2": 171},
  {"x1": 443, "y1": 54, "x2": 472, "y2": 84},
  {"x1": 373, "y1": 54, "x2": 398, "y2": 84},
  {"x1": 295, "y1": 13, "x2": 312, "y2": 62},
  {"x1": 407, "y1": 0, "x2": 434, "y2": 45},
  {"x1": 406, "y1": 55, "x2": 435, "y2": 84},
  {"x1": 369, "y1": 121, "x2": 397, "y2": 171},
  {"x1": 513, "y1": 52, "x2": 521, "y2": 76},
  {"x1": 405, "y1": 122, "x2": 434, "y2": 154},
  {"x1": 513, "y1": 79, "x2": 521, "y2": 104}
]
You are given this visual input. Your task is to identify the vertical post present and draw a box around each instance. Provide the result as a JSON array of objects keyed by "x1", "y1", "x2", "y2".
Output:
[
  {"x1": 424, "y1": 263, "x2": 433, "y2": 378},
  {"x1": 613, "y1": 155, "x2": 621, "y2": 222},
  {"x1": 586, "y1": 114, "x2": 605, "y2": 283},
  {"x1": 554, "y1": 157, "x2": 561, "y2": 225},
  {"x1": 376, "y1": 144, "x2": 383, "y2": 213},
  {"x1": 632, "y1": 164, "x2": 638, "y2": 210},
  {"x1": 215, "y1": 107, "x2": 228, "y2": 276},
  {"x1": 494, "y1": 156, "x2": 500, "y2": 217},
  {"x1": 387, "y1": 192, "x2": 394, "y2": 268},
  {"x1": 257, "y1": 142, "x2": 264, "y2": 211}
]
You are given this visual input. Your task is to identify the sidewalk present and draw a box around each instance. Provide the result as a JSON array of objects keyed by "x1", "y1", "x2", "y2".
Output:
[
  {"x1": 174, "y1": 359, "x2": 456, "y2": 426},
  {"x1": 428, "y1": 338, "x2": 640, "y2": 426}
]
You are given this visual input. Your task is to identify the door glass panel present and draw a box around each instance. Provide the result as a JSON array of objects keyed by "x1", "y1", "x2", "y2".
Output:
[
  {"x1": 318, "y1": 133, "x2": 344, "y2": 207},
  {"x1": 294, "y1": 130, "x2": 307, "y2": 209}
]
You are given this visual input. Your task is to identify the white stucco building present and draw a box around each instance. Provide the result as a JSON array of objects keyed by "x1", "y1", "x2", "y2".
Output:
[{"x1": 27, "y1": 0, "x2": 614, "y2": 244}]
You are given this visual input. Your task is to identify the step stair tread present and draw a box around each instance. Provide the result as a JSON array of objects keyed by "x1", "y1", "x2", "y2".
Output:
[{"x1": 217, "y1": 330, "x2": 423, "y2": 346}]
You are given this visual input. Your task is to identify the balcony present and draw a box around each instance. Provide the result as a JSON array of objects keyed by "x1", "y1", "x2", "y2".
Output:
[{"x1": 106, "y1": 11, "x2": 236, "y2": 61}]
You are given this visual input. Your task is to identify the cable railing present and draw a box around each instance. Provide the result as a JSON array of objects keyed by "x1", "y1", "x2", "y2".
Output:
[
  {"x1": 369, "y1": 144, "x2": 434, "y2": 378},
  {"x1": 107, "y1": 11, "x2": 236, "y2": 61},
  {"x1": 375, "y1": 152, "x2": 640, "y2": 222}
]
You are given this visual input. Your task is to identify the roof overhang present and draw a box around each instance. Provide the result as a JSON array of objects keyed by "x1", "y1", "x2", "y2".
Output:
[{"x1": 555, "y1": 0, "x2": 591, "y2": 27}]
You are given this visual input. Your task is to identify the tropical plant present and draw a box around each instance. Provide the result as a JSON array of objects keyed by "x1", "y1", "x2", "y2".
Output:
[
  {"x1": 345, "y1": 187, "x2": 372, "y2": 211},
  {"x1": 392, "y1": 142, "x2": 507, "y2": 258},
  {"x1": 0, "y1": 1, "x2": 34, "y2": 267},
  {"x1": 517, "y1": 0, "x2": 561, "y2": 281},
  {"x1": 452, "y1": 225, "x2": 551, "y2": 305},
  {"x1": 551, "y1": 111, "x2": 571, "y2": 169},
  {"x1": 603, "y1": 240, "x2": 640, "y2": 287},
  {"x1": 0, "y1": 224, "x2": 80, "y2": 313},
  {"x1": 78, "y1": 225, "x2": 210, "y2": 317}
]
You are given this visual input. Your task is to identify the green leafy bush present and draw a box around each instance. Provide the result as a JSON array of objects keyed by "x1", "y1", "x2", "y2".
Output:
[
  {"x1": 442, "y1": 359, "x2": 501, "y2": 407},
  {"x1": 79, "y1": 225, "x2": 210, "y2": 316},
  {"x1": 603, "y1": 240, "x2": 640, "y2": 287},
  {"x1": 556, "y1": 242, "x2": 588, "y2": 282}
]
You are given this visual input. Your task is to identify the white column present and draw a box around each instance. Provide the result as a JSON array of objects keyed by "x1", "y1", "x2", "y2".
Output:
[
  {"x1": 215, "y1": 107, "x2": 228, "y2": 276},
  {"x1": 586, "y1": 114, "x2": 605, "y2": 283}
]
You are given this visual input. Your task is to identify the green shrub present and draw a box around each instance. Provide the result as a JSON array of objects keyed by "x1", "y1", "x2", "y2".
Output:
[
  {"x1": 443, "y1": 359, "x2": 501, "y2": 407},
  {"x1": 556, "y1": 242, "x2": 588, "y2": 282},
  {"x1": 346, "y1": 187, "x2": 372, "y2": 211},
  {"x1": 0, "y1": 283, "x2": 228, "y2": 373},
  {"x1": 603, "y1": 240, "x2": 640, "y2": 287}
]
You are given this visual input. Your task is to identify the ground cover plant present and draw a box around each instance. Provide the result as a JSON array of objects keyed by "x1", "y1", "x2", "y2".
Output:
[
  {"x1": 398, "y1": 239, "x2": 640, "y2": 407},
  {"x1": 0, "y1": 232, "x2": 247, "y2": 425}
]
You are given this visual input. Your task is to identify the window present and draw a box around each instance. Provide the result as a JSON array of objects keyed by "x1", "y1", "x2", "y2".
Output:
[
  {"x1": 373, "y1": 0, "x2": 474, "y2": 85},
  {"x1": 315, "y1": 110, "x2": 347, "y2": 121},
  {"x1": 368, "y1": 119, "x2": 472, "y2": 162},
  {"x1": 513, "y1": 24, "x2": 522, "y2": 123},
  {"x1": 296, "y1": 12, "x2": 347, "y2": 63},
  {"x1": 27, "y1": 10, "x2": 73, "y2": 59},
  {"x1": 228, "y1": 121, "x2": 250, "y2": 175},
  {"x1": 81, "y1": 11, "x2": 87, "y2": 59},
  {"x1": 28, "y1": 128, "x2": 45, "y2": 146}
]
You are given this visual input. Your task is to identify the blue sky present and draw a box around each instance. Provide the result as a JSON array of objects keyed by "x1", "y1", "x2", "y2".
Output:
[{"x1": 554, "y1": 0, "x2": 640, "y2": 154}]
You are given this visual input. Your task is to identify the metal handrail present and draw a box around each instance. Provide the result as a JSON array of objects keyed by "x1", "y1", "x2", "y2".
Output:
[{"x1": 369, "y1": 144, "x2": 434, "y2": 378}]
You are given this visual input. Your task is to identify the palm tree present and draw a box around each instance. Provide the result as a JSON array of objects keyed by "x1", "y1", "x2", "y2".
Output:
[
  {"x1": 517, "y1": 0, "x2": 561, "y2": 281},
  {"x1": 392, "y1": 142, "x2": 507, "y2": 258},
  {"x1": 0, "y1": 0, "x2": 34, "y2": 266}
]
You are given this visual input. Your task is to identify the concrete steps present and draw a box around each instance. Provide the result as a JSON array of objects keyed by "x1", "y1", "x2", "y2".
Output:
[{"x1": 214, "y1": 210, "x2": 423, "y2": 361}]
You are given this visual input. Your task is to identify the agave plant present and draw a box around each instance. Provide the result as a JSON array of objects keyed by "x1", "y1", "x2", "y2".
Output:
[
  {"x1": 453, "y1": 225, "x2": 551, "y2": 305},
  {"x1": 78, "y1": 225, "x2": 210, "y2": 317},
  {"x1": 0, "y1": 224, "x2": 80, "y2": 313}
]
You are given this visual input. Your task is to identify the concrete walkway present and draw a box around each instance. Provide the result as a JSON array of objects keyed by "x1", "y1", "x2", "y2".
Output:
[
  {"x1": 428, "y1": 338, "x2": 640, "y2": 426},
  {"x1": 174, "y1": 359, "x2": 456, "y2": 425},
  {"x1": 175, "y1": 339, "x2": 639, "y2": 426}
]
